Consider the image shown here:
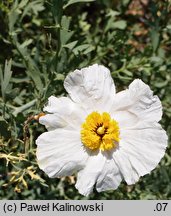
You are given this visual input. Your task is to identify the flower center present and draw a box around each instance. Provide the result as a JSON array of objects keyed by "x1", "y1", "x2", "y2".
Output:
[{"x1": 81, "y1": 111, "x2": 120, "y2": 151}]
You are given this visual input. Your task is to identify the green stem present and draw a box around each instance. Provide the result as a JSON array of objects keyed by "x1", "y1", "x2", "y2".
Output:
[{"x1": 111, "y1": 60, "x2": 127, "y2": 76}]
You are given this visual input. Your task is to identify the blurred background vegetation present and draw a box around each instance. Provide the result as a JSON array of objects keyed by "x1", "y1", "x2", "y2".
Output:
[{"x1": 0, "y1": 0, "x2": 171, "y2": 200}]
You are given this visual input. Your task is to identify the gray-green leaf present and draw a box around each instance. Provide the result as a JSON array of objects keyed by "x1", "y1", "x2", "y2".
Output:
[{"x1": 63, "y1": 0, "x2": 95, "y2": 9}]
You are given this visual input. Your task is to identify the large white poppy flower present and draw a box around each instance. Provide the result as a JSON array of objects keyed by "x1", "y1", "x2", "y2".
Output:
[{"x1": 36, "y1": 64, "x2": 168, "y2": 196}]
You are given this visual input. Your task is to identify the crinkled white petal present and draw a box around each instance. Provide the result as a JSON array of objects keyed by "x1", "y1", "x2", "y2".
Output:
[
  {"x1": 39, "y1": 96, "x2": 86, "y2": 130},
  {"x1": 64, "y1": 64, "x2": 116, "y2": 112},
  {"x1": 43, "y1": 96, "x2": 70, "y2": 113},
  {"x1": 113, "y1": 121, "x2": 168, "y2": 185},
  {"x1": 96, "y1": 154, "x2": 122, "y2": 192},
  {"x1": 75, "y1": 152, "x2": 106, "y2": 196},
  {"x1": 36, "y1": 129, "x2": 88, "y2": 177},
  {"x1": 75, "y1": 152, "x2": 122, "y2": 196},
  {"x1": 113, "y1": 150, "x2": 139, "y2": 185},
  {"x1": 110, "y1": 79, "x2": 162, "y2": 123}
]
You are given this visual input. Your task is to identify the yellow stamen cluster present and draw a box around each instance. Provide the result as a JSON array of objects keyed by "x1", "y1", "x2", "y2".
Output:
[{"x1": 81, "y1": 112, "x2": 120, "y2": 151}]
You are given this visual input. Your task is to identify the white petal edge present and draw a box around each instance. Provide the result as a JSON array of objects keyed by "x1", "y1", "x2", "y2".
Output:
[
  {"x1": 75, "y1": 152, "x2": 122, "y2": 196},
  {"x1": 64, "y1": 64, "x2": 116, "y2": 112},
  {"x1": 39, "y1": 96, "x2": 86, "y2": 130},
  {"x1": 75, "y1": 152, "x2": 106, "y2": 196},
  {"x1": 96, "y1": 154, "x2": 122, "y2": 192},
  {"x1": 113, "y1": 121, "x2": 168, "y2": 185},
  {"x1": 110, "y1": 79, "x2": 162, "y2": 123}
]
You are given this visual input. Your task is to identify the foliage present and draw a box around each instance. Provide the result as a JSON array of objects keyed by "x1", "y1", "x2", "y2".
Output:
[{"x1": 0, "y1": 0, "x2": 171, "y2": 200}]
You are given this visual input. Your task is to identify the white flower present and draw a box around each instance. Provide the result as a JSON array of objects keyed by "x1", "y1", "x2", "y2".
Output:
[{"x1": 36, "y1": 64, "x2": 168, "y2": 196}]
